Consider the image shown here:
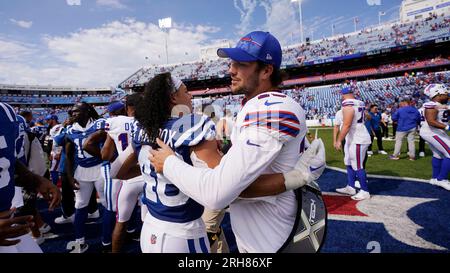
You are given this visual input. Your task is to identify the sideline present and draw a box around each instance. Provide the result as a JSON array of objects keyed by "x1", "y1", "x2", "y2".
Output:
[{"x1": 325, "y1": 166, "x2": 429, "y2": 183}]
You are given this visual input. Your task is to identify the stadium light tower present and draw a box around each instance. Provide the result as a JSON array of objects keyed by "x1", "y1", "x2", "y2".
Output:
[
  {"x1": 378, "y1": 11, "x2": 386, "y2": 26},
  {"x1": 158, "y1": 17, "x2": 172, "y2": 64},
  {"x1": 291, "y1": 0, "x2": 304, "y2": 44}
]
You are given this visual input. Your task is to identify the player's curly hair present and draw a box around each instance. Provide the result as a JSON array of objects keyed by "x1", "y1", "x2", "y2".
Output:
[{"x1": 135, "y1": 72, "x2": 173, "y2": 143}]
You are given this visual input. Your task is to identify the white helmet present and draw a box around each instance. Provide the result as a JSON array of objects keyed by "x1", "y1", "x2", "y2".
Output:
[{"x1": 424, "y1": 84, "x2": 449, "y2": 99}]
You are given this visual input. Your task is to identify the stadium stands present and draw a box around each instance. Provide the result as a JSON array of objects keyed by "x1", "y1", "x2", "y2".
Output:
[
  {"x1": 192, "y1": 71, "x2": 450, "y2": 120},
  {"x1": 1, "y1": 88, "x2": 126, "y2": 105},
  {"x1": 120, "y1": 14, "x2": 450, "y2": 88}
]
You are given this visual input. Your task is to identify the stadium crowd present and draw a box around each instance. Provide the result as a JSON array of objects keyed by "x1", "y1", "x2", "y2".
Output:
[{"x1": 120, "y1": 13, "x2": 449, "y2": 87}]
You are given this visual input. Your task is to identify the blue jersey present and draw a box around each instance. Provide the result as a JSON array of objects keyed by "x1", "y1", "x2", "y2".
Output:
[
  {"x1": 54, "y1": 127, "x2": 69, "y2": 173},
  {"x1": 31, "y1": 125, "x2": 48, "y2": 143},
  {"x1": 0, "y1": 103, "x2": 19, "y2": 212},
  {"x1": 66, "y1": 118, "x2": 107, "y2": 168},
  {"x1": 132, "y1": 114, "x2": 215, "y2": 223},
  {"x1": 16, "y1": 115, "x2": 28, "y2": 164}
]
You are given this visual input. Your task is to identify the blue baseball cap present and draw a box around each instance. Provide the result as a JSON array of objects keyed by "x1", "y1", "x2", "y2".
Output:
[
  {"x1": 107, "y1": 101, "x2": 125, "y2": 113},
  {"x1": 340, "y1": 87, "x2": 353, "y2": 95},
  {"x1": 217, "y1": 31, "x2": 282, "y2": 69},
  {"x1": 44, "y1": 114, "x2": 58, "y2": 121}
]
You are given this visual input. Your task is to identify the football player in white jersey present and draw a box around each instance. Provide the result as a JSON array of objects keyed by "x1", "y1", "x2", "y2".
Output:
[
  {"x1": 334, "y1": 87, "x2": 372, "y2": 200},
  {"x1": 46, "y1": 114, "x2": 64, "y2": 185},
  {"x1": 419, "y1": 84, "x2": 450, "y2": 190},
  {"x1": 333, "y1": 109, "x2": 343, "y2": 149},
  {"x1": 100, "y1": 94, "x2": 145, "y2": 253},
  {"x1": 148, "y1": 31, "x2": 326, "y2": 253},
  {"x1": 418, "y1": 105, "x2": 426, "y2": 157}
]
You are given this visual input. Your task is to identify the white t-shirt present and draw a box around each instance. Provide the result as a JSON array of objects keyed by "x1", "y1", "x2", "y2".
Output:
[{"x1": 381, "y1": 112, "x2": 388, "y2": 123}]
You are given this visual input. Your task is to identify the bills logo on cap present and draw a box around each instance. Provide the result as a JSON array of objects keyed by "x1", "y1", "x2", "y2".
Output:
[{"x1": 240, "y1": 37, "x2": 262, "y2": 47}]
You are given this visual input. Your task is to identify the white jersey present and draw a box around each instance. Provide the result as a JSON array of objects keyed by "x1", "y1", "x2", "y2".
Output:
[
  {"x1": 105, "y1": 115, "x2": 135, "y2": 153},
  {"x1": 418, "y1": 107, "x2": 425, "y2": 128},
  {"x1": 163, "y1": 91, "x2": 307, "y2": 252},
  {"x1": 341, "y1": 99, "x2": 371, "y2": 144},
  {"x1": 106, "y1": 115, "x2": 142, "y2": 183},
  {"x1": 420, "y1": 101, "x2": 450, "y2": 134},
  {"x1": 335, "y1": 110, "x2": 343, "y2": 130},
  {"x1": 49, "y1": 124, "x2": 64, "y2": 140},
  {"x1": 49, "y1": 124, "x2": 64, "y2": 155}
]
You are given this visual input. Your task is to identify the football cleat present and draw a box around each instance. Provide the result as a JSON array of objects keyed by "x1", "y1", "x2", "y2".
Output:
[
  {"x1": 351, "y1": 190, "x2": 371, "y2": 201},
  {"x1": 54, "y1": 214, "x2": 74, "y2": 224},
  {"x1": 336, "y1": 185, "x2": 357, "y2": 195},
  {"x1": 67, "y1": 239, "x2": 89, "y2": 253},
  {"x1": 88, "y1": 210, "x2": 100, "y2": 219},
  {"x1": 39, "y1": 223, "x2": 51, "y2": 234},
  {"x1": 435, "y1": 180, "x2": 450, "y2": 191}
]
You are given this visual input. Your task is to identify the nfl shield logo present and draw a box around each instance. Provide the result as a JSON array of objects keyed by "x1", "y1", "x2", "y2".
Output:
[{"x1": 150, "y1": 234, "x2": 157, "y2": 244}]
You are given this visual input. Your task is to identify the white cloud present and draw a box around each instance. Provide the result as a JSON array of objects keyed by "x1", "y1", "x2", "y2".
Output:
[
  {"x1": 66, "y1": 0, "x2": 81, "y2": 6},
  {"x1": 9, "y1": 19, "x2": 33, "y2": 29},
  {"x1": 0, "y1": 19, "x2": 220, "y2": 87},
  {"x1": 366, "y1": 0, "x2": 381, "y2": 6},
  {"x1": 0, "y1": 38, "x2": 36, "y2": 60},
  {"x1": 232, "y1": 0, "x2": 300, "y2": 45},
  {"x1": 262, "y1": 1, "x2": 298, "y2": 44},
  {"x1": 233, "y1": 0, "x2": 258, "y2": 36},
  {"x1": 96, "y1": 0, "x2": 127, "y2": 9}
]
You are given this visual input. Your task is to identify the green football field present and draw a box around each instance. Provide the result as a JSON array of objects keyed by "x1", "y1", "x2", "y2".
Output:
[{"x1": 312, "y1": 127, "x2": 433, "y2": 180}]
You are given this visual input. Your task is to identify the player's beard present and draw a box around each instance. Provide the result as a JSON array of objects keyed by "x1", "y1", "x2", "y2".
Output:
[{"x1": 232, "y1": 72, "x2": 260, "y2": 97}]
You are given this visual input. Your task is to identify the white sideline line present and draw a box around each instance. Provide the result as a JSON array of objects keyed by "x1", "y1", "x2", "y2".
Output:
[{"x1": 326, "y1": 166, "x2": 429, "y2": 183}]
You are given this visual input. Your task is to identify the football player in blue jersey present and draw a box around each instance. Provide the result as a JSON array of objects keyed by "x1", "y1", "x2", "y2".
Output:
[
  {"x1": 130, "y1": 73, "x2": 216, "y2": 253},
  {"x1": 15, "y1": 114, "x2": 29, "y2": 165},
  {"x1": 19, "y1": 110, "x2": 33, "y2": 127},
  {"x1": 31, "y1": 119, "x2": 48, "y2": 146},
  {"x1": 52, "y1": 115, "x2": 99, "y2": 226},
  {"x1": 16, "y1": 111, "x2": 53, "y2": 245},
  {"x1": 0, "y1": 102, "x2": 61, "y2": 252},
  {"x1": 65, "y1": 102, "x2": 108, "y2": 253}
]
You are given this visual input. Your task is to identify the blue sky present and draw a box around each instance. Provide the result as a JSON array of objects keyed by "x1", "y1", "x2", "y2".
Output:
[{"x1": 0, "y1": 0, "x2": 403, "y2": 87}]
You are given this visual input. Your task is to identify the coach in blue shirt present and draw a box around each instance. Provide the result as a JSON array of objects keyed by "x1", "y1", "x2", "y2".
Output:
[
  {"x1": 368, "y1": 104, "x2": 387, "y2": 155},
  {"x1": 390, "y1": 97, "x2": 421, "y2": 160}
]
